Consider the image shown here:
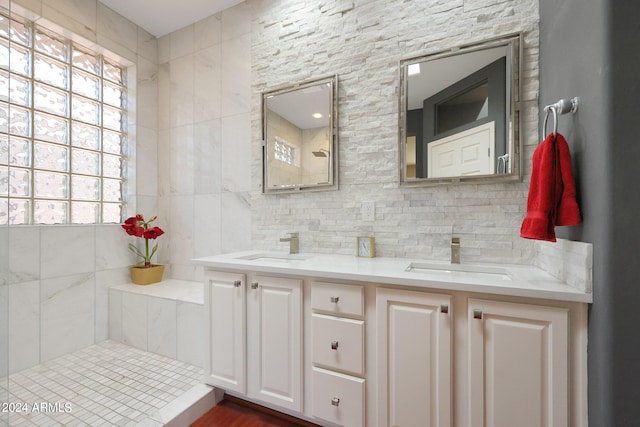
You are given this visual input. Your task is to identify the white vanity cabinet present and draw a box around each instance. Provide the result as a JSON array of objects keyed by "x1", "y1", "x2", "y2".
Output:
[
  {"x1": 467, "y1": 299, "x2": 569, "y2": 427},
  {"x1": 204, "y1": 270, "x2": 246, "y2": 393},
  {"x1": 247, "y1": 275, "x2": 303, "y2": 412},
  {"x1": 204, "y1": 270, "x2": 303, "y2": 412},
  {"x1": 376, "y1": 288, "x2": 453, "y2": 427},
  {"x1": 196, "y1": 252, "x2": 589, "y2": 427},
  {"x1": 375, "y1": 290, "x2": 577, "y2": 427},
  {"x1": 310, "y1": 281, "x2": 366, "y2": 427}
]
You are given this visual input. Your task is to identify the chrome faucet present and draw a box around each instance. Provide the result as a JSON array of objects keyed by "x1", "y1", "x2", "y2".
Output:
[
  {"x1": 451, "y1": 237, "x2": 460, "y2": 264},
  {"x1": 280, "y1": 232, "x2": 299, "y2": 254}
]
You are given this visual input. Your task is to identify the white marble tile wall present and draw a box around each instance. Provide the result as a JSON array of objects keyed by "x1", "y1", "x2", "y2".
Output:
[
  {"x1": 4, "y1": 0, "x2": 159, "y2": 373},
  {"x1": 6, "y1": 225, "x2": 137, "y2": 374},
  {"x1": 0, "y1": 227, "x2": 7, "y2": 285},
  {"x1": 176, "y1": 301, "x2": 204, "y2": 367},
  {"x1": 0, "y1": 271, "x2": 8, "y2": 379},
  {"x1": 7, "y1": 280, "x2": 38, "y2": 373},
  {"x1": 109, "y1": 280, "x2": 204, "y2": 368},
  {"x1": 41, "y1": 272, "x2": 95, "y2": 361},
  {"x1": 157, "y1": 3, "x2": 253, "y2": 281},
  {"x1": 122, "y1": 291, "x2": 149, "y2": 350},
  {"x1": 148, "y1": 297, "x2": 178, "y2": 358}
]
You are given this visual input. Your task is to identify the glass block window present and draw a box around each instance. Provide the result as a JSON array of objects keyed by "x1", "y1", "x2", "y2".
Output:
[
  {"x1": 274, "y1": 136, "x2": 299, "y2": 167},
  {"x1": 0, "y1": 12, "x2": 127, "y2": 225}
]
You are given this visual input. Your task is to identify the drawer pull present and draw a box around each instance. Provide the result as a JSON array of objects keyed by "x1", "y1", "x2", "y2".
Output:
[
  {"x1": 440, "y1": 304, "x2": 449, "y2": 314},
  {"x1": 331, "y1": 397, "x2": 340, "y2": 407},
  {"x1": 330, "y1": 340, "x2": 339, "y2": 350},
  {"x1": 251, "y1": 282, "x2": 259, "y2": 290},
  {"x1": 233, "y1": 280, "x2": 241, "y2": 287},
  {"x1": 473, "y1": 309, "x2": 483, "y2": 319},
  {"x1": 330, "y1": 296, "x2": 340, "y2": 303}
]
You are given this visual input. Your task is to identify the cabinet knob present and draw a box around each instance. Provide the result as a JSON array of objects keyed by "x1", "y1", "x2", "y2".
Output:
[
  {"x1": 473, "y1": 309, "x2": 483, "y2": 319},
  {"x1": 440, "y1": 304, "x2": 449, "y2": 314},
  {"x1": 251, "y1": 282, "x2": 259, "y2": 290},
  {"x1": 331, "y1": 340, "x2": 339, "y2": 350},
  {"x1": 233, "y1": 280, "x2": 241, "y2": 287},
  {"x1": 331, "y1": 397, "x2": 340, "y2": 407},
  {"x1": 330, "y1": 296, "x2": 340, "y2": 303}
]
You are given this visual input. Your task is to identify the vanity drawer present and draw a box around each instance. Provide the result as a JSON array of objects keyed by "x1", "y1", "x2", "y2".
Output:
[
  {"x1": 312, "y1": 367, "x2": 365, "y2": 427},
  {"x1": 311, "y1": 282, "x2": 364, "y2": 317},
  {"x1": 312, "y1": 313, "x2": 364, "y2": 375}
]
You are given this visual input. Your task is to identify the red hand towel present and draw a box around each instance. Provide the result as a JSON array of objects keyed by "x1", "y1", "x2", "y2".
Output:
[{"x1": 520, "y1": 132, "x2": 581, "y2": 242}]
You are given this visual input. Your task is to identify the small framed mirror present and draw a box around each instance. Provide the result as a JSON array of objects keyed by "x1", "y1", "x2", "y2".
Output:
[
  {"x1": 399, "y1": 34, "x2": 522, "y2": 185},
  {"x1": 262, "y1": 75, "x2": 338, "y2": 193}
]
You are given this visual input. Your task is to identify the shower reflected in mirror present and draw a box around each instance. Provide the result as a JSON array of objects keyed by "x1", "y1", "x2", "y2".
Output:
[{"x1": 262, "y1": 75, "x2": 338, "y2": 193}]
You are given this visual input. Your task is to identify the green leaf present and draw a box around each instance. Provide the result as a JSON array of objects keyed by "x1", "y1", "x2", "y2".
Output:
[
  {"x1": 149, "y1": 243, "x2": 158, "y2": 261},
  {"x1": 128, "y1": 243, "x2": 144, "y2": 259}
]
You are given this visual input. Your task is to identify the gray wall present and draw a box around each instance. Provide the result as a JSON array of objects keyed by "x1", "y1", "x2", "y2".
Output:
[
  {"x1": 608, "y1": 2, "x2": 640, "y2": 424},
  {"x1": 540, "y1": 0, "x2": 640, "y2": 425}
]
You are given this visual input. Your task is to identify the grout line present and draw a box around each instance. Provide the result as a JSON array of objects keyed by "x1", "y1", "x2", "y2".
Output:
[{"x1": 4, "y1": 340, "x2": 203, "y2": 426}]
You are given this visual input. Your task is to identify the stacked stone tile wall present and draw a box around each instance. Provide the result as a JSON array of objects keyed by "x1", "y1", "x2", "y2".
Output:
[
  {"x1": 251, "y1": 0, "x2": 540, "y2": 263},
  {"x1": 534, "y1": 239, "x2": 593, "y2": 293}
]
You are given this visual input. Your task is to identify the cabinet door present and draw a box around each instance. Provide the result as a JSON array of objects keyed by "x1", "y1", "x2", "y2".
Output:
[
  {"x1": 204, "y1": 270, "x2": 246, "y2": 393},
  {"x1": 468, "y1": 299, "x2": 569, "y2": 427},
  {"x1": 247, "y1": 275, "x2": 303, "y2": 412},
  {"x1": 376, "y1": 288, "x2": 452, "y2": 427}
]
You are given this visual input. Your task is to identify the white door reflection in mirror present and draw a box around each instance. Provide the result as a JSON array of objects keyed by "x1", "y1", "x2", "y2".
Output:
[
  {"x1": 428, "y1": 121, "x2": 495, "y2": 178},
  {"x1": 400, "y1": 35, "x2": 522, "y2": 185}
]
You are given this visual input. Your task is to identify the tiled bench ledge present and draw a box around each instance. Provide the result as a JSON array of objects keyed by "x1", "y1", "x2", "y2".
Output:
[{"x1": 109, "y1": 279, "x2": 204, "y2": 368}]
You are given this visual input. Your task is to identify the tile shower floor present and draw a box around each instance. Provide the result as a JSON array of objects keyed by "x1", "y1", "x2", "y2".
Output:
[{"x1": 1, "y1": 340, "x2": 204, "y2": 426}]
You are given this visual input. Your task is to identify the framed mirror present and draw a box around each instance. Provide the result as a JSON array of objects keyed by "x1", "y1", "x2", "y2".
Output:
[
  {"x1": 262, "y1": 75, "x2": 338, "y2": 193},
  {"x1": 399, "y1": 34, "x2": 522, "y2": 185}
]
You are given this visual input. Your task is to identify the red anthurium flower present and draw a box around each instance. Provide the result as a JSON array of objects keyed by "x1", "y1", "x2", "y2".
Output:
[
  {"x1": 122, "y1": 216, "x2": 144, "y2": 237},
  {"x1": 125, "y1": 225, "x2": 145, "y2": 237},
  {"x1": 123, "y1": 216, "x2": 138, "y2": 226},
  {"x1": 122, "y1": 214, "x2": 165, "y2": 267},
  {"x1": 122, "y1": 217, "x2": 144, "y2": 237},
  {"x1": 143, "y1": 227, "x2": 164, "y2": 240}
]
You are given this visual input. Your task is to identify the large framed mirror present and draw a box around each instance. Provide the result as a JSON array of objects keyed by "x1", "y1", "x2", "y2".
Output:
[
  {"x1": 399, "y1": 34, "x2": 522, "y2": 185},
  {"x1": 262, "y1": 75, "x2": 338, "y2": 193}
]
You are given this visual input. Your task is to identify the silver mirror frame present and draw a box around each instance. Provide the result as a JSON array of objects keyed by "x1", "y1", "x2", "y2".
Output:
[
  {"x1": 398, "y1": 34, "x2": 523, "y2": 186},
  {"x1": 262, "y1": 75, "x2": 339, "y2": 194}
]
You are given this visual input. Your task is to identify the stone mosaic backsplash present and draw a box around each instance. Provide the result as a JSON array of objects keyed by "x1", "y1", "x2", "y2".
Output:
[
  {"x1": 250, "y1": 0, "x2": 542, "y2": 264},
  {"x1": 534, "y1": 238, "x2": 593, "y2": 293}
]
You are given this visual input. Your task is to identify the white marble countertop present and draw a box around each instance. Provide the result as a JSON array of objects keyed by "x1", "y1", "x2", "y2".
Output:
[{"x1": 193, "y1": 251, "x2": 592, "y2": 303}]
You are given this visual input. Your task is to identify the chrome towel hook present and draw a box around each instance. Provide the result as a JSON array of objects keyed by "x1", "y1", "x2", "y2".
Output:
[
  {"x1": 543, "y1": 105, "x2": 559, "y2": 137},
  {"x1": 543, "y1": 97, "x2": 579, "y2": 138}
]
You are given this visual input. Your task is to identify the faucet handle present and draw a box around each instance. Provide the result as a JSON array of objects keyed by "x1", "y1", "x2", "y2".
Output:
[{"x1": 280, "y1": 232, "x2": 300, "y2": 254}]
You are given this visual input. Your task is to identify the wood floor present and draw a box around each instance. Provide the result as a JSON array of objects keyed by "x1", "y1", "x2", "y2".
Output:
[{"x1": 190, "y1": 395, "x2": 321, "y2": 427}]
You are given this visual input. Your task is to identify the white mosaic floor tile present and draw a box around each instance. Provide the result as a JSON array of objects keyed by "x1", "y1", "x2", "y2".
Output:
[{"x1": 1, "y1": 341, "x2": 203, "y2": 426}]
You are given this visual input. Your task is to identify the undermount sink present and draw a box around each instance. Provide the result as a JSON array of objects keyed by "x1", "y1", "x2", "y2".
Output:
[
  {"x1": 405, "y1": 262, "x2": 512, "y2": 281},
  {"x1": 235, "y1": 253, "x2": 314, "y2": 262}
]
